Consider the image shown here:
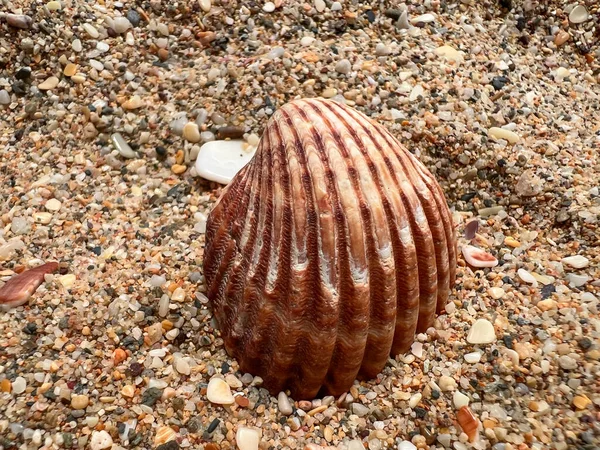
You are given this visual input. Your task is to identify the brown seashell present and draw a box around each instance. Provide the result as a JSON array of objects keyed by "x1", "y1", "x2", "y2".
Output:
[
  {"x1": 204, "y1": 98, "x2": 456, "y2": 399},
  {"x1": 457, "y1": 405, "x2": 480, "y2": 442},
  {"x1": 0, "y1": 262, "x2": 59, "y2": 309}
]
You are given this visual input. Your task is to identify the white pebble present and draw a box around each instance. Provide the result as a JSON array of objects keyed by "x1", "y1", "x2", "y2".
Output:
[
  {"x1": 45, "y1": 198, "x2": 62, "y2": 211},
  {"x1": 234, "y1": 428, "x2": 260, "y2": 450},
  {"x1": 453, "y1": 391, "x2": 470, "y2": 409},
  {"x1": 464, "y1": 351, "x2": 482, "y2": 364},
  {"x1": 467, "y1": 319, "x2": 496, "y2": 344},
  {"x1": 263, "y1": 1, "x2": 275, "y2": 12},
  {"x1": 314, "y1": 0, "x2": 326, "y2": 13},
  {"x1": 83, "y1": 23, "x2": 99, "y2": 39},
  {"x1": 72, "y1": 39, "x2": 82, "y2": 52},
  {"x1": 408, "y1": 393, "x2": 422, "y2": 408},
  {"x1": 13, "y1": 376, "x2": 27, "y2": 394},
  {"x1": 398, "y1": 441, "x2": 417, "y2": 450},
  {"x1": 90, "y1": 430, "x2": 113, "y2": 450},
  {"x1": 561, "y1": 255, "x2": 590, "y2": 269},
  {"x1": 410, "y1": 341, "x2": 423, "y2": 359},
  {"x1": 175, "y1": 358, "x2": 191, "y2": 375},
  {"x1": 488, "y1": 127, "x2": 520, "y2": 144},
  {"x1": 113, "y1": 17, "x2": 132, "y2": 34},
  {"x1": 278, "y1": 391, "x2": 293, "y2": 415},
  {"x1": 517, "y1": 268, "x2": 538, "y2": 287},
  {"x1": 439, "y1": 375, "x2": 457, "y2": 392},
  {"x1": 207, "y1": 378, "x2": 234, "y2": 404}
]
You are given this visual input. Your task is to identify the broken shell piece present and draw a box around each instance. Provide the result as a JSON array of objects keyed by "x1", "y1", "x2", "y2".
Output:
[
  {"x1": 517, "y1": 268, "x2": 538, "y2": 287},
  {"x1": 569, "y1": 5, "x2": 589, "y2": 24},
  {"x1": 463, "y1": 220, "x2": 479, "y2": 240},
  {"x1": 0, "y1": 262, "x2": 59, "y2": 309},
  {"x1": 462, "y1": 245, "x2": 498, "y2": 268},
  {"x1": 194, "y1": 140, "x2": 256, "y2": 184},
  {"x1": 457, "y1": 405, "x2": 480, "y2": 443},
  {"x1": 204, "y1": 98, "x2": 457, "y2": 399}
]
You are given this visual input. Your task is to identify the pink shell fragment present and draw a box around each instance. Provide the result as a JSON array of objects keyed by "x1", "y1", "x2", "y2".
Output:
[
  {"x1": 0, "y1": 262, "x2": 59, "y2": 309},
  {"x1": 462, "y1": 245, "x2": 498, "y2": 268}
]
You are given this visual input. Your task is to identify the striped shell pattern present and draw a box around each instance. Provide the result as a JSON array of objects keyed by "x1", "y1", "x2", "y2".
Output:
[{"x1": 204, "y1": 98, "x2": 456, "y2": 399}]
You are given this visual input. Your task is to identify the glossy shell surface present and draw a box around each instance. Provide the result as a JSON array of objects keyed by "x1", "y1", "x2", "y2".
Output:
[{"x1": 204, "y1": 98, "x2": 456, "y2": 399}]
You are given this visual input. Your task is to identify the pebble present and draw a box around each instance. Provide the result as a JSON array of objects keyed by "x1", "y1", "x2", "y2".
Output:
[
  {"x1": 111, "y1": 133, "x2": 138, "y2": 159},
  {"x1": 434, "y1": 45, "x2": 462, "y2": 63},
  {"x1": 12, "y1": 376, "x2": 26, "y2": 394},
  {"x1": 277, "y1": 391, "x2": 293, "y2": 415},
  {"x1": 561, "y1": 255, "x2": 589, "y2": 269},
  {"x1": 517, "y1": 268, "x2": 537, "y2": 287},
  {"x1": 90, "y1": 431, "x2": 113, "y2": 450},
  {"x1": 263, "y1": 2, "x2": 275, "y2": 12},
  {"x1": 537, "y1": 299, "x2": 557, "y2": 311},
  {"x1": 207, "y1": 378, "x2": 235, "y2": 404},
  {"x1": 375, "y1": 43, "x2": 391, "y2": 56},
  {"x1": 573, "y1": 395, "x2": 591, "y2": 410},
  {"x1": 352, "y1": 403, "x2": 370, "y2": 417},
  {"x1": 569, "y1": 5, "x2": 589, "y2": 24},
  {"x1": 154, "y1": 426, "x2": 177, "y2": 446},
  {"x1": 45, "y1": 198, "x2": 62, "y2": 211},
  {"x1": 113, "y1": 17, "x2": 132, "y2": 33},
  {"x1": 335, "y1": 59, "x2": 352, "y2": 74},
  {"x1": 396, "y1": 11, "x2": 410, "y2": 29},
  {"x1": 83, "y1": 23, "x2": 100, "y2": 39},
  {"x1": 439, "y1": 376, "x2": 457, "y2": 392},
  {"x1": 71, "y1": 394, "x2": 89, "y2": 410},
  {"x1": 398, "y1": 442, "x2": 417, "y2": 450},
  {"x1": 6, "y1": 14, "x2": 33, "y2": 29},
  {"x1": 558, "y1": 355, "x2": 577, "y2": 370},
  {"x1": 123, "y1": 95, "x2": 144, "y2": 110},
  {"x1": 314, "y1": 0, "x2": 326, "y2": 13},
  {"x1": 467, "y1": 319, "x2": 496, "y2": 344},
  {"x1": 72, "y1": 39, "x2": 82, "y2": 52},
  {"x1": 464, "y1": 352, "x2": 482, "y2": 363},
  {"x1": 175, "y1": 358, "x2": 191, "y2": 375},
  {"x1": 38, "y1": 77, "x2": 60, "y2": 91},
  {"x1": 199, "y1": 0, "x2": 211, "y2": 12},
  {"x1": 488, "y1": 127, "x2": 520, "y2": 144},
  {"x1": 411, "y1": 13, "x2": 436, "y2": 24},
  {"x1": 0, "y1": 90, "x2": 10, "y2": 105},
  {"x1": 453, "y1": 391, "x2": 470, "y2": 409},
  {"x1": 236, "y1": 426, "x2": 260, "y2": 450},
  {"x1": 47, "y1": 1, "x2": 62, "y2": 10}
]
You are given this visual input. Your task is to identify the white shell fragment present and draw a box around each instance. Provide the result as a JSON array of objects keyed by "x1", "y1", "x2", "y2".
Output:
[
  {"x1": 467, "y1": 319, "x2": 496, "y2": 344},
  {"x1": 488, "y1": 127, "x2": 520, "y2": 144},
  {"x1": 194, "y1": 140, "x2": 256, "y2": 184},
  {"x1": 411, "y1": 13, "x2": 436, "y2": 24},
  {"x1": 464, "y1": 351, "x2": 482, "y2": 363},
  {"x1": 517, "y1": 268, "x2": 538, "y2": 287},
  {"x1": 206, "y1": 377, "x2": 235, "y2": 404},
  {"x1": 561, "y1": 255, "x2": 590, "y2": 269},
  {"x1": 462, "y1": 245, "x2": 498, "y2": 268},
  {"x1": 569, "y1": 5, "x2": 589, "y2": 24}
]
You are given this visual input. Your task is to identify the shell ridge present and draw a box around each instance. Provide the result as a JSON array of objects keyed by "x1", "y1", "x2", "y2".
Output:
[
  {"x1": 375, "y1": 125, "x2": 455, "y2": 314},
  {"x1": 276, "y1": 104, "x2": 338, "y2": 398},
  {"x1": 317, "y1": 100, "x2": 400, "y2": 377},
  {"x1": 294, "y1": 101, "x2": 370, "y2": 395}
]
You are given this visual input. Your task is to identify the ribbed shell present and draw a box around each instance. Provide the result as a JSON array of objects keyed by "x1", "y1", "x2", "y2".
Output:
[{"x1": 204, "y1": 98, "x2": 456, "y2": 399}]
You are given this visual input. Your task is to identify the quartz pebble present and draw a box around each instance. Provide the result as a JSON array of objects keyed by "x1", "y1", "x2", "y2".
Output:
[
  {"x1": 111, "y1": 133, "x2": 138, "y2": 159},
  {"x1": 45, "y1": 198, "x2": 62, "y2": 211},
  {"x1": 439, "y1": 375, "x2": 457, "y2": 392},
  {"x1": 517, "y1": 268, "x2": 538, "y2": 287},
  {"x1": 263, "y1": 2, "x2": 275, "y2": 12},
  {"x1": 71, "y1": 394, "x2": 89, "y2": 409},
  {"x1": 83, "y1": 23, "x2": 100, "y2": 38},
  {"x1": 0, "y1": 90, "x2": 10, "y2": 105},
  {"x1": 335, "y1": 59, "x2": 352, "y2": 74},
  {"x1": 569, "y1": 5, "x2": 589, "y2": 24},
  {"x1": 278, "y1": 391, "x2": 293, "y2": 415},
  {"x1": 467, "y1": 319, "x2": 496, "y2": 344},
  {"x1": 453, "y1": 391, "x2": 470, "y2": 409},
  {"x1": 113, "y1": 17, "x2": 132, "y2": 33},
  {"x1": 464, "y1": 352, "x2": 482, "y2": 364},
  {"x1": 195, "y1": 140, "x2": 256, "y2": 184},
  {"x1": 12, "y1": 376, "x2": 27, "y2": 394},
  {"x1": 561, "y1": 255, "x2": 589, "y2": 269},
  {"x1": 90, "y1": 431, "x2": 113, "y2": 450},
  {"x1": 236, "y1": 426, "x2": 260, "y2": 450},
  {"x1": 183, "y1": 122, "x2": 201, "y2": 143},
  {"x1": 207, "y1": 378, "x2": 235, "y2": 404},
  {"x1": 434, "y1": 45, "x2": 462, "y2": 63},
  {"x1": 398, "y1": 442, "x2": 417, "y2": 450},
  {"x1": 6, "y1": 14, "x2": 33, "y2": 29},
  {"x1": 411, "y1": 13, "x2": 436, "y2": 24}
]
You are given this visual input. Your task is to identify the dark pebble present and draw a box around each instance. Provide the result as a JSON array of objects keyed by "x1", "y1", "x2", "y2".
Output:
[
  {"x1": 578, "y1": 338, "x2": 593, "y2": 351},
  {"x1": 491, "y1": 76, "x2": 510, "y2": 91},
  {"x1": 206, "y1": 418, "x2": 220, "y2": 433},
  {"x1": 187, "y1": 416, "x2": 203, "y2": 433},
  {"x1": 15, "y1": 67, "x2": 31, "y2": 80},
  {"x1": 127, "y1": 10, "x2": 141, "y2": 27},
  {"x1": 365, "y1": 10, "x2": 375, "y2": 23},
  {"x1": 431, "y1": 390, "x2": 440, "y2": 400},
  {"x1": 172, "y1": 397, "x2": 185, "y2": 411},
  {"x1": 540, "y1": 284, "x2": 556, "y2": 299},
  {"x1": 502, "y1": 335, "x2": 514, "y2": 349},
  {"x1": 217, "y1": 126, "x2": 244, "y2": 140},
  {"x1": 414, "y1": 407, "x2": 427, "y2": 418},
  {"x1": 141, "y1": 387, "x2": 163, "y2": 406},
  {"x1": 156, "y1": 441, "x2": 180, "y2": 450},
  {"x1": 23, "y1": 322, "x2": 37, "y2": 335},
  {"x1": 384, "y1": 9, "x2": 402, "y2": 20}
]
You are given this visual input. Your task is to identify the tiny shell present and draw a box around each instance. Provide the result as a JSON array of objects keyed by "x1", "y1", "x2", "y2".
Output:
[
  {"x1": 0, "y1": 262, "x2": 59, "y2": 309},
  {"x1": 204, "y1": 98, "x2": 456, "y2": 399},
  {"x1": 462, "y1": 245, "x2": 498, "y2": 268},
  {"x1": 457, "y1": 405, "x2": 479, "y2": 442}
]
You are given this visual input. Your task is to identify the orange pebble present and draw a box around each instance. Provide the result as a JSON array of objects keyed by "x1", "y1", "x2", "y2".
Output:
[
  {"x1": 113, "y1": 348, "x2": 127, "y2": 364},
  {"x1": 1, "y1": 379, "x2": 11, "y2": 393}
]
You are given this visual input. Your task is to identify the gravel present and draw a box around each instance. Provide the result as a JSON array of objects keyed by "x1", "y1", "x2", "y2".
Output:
[{"x1": 1, "y1": 0, "x2": 599, "y2": 449}]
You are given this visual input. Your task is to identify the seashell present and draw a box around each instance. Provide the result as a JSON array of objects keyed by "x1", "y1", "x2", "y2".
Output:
[
  {"x1": 204, "y1": 98, "x2": 456, "y2": 399},
  {"x1": 0, "y1": 262, "x2": 59, "y2": 309},
  {"x1": 569, "y1": 5, "x2": 589, "y2": 24},
  {"x1": 463, "y1": 219, "x2": 479, "y2": 240},
  {"x1": 461, "y1": 245, "x2": 497, "y2": 268},
  {"x1": 154, "y1": 426, "x2": 177, "y2": 446}
]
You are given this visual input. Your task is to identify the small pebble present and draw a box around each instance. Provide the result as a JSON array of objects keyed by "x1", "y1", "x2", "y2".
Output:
[
  {"x1": 207, "y1": 378, "x2": 235, "y2": 404},
  {"x1": 467, "y1": 319, "x2": 496, "y2": 344}
]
